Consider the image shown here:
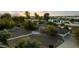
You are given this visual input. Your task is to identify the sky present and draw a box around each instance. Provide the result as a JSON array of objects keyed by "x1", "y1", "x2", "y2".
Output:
[{"x1": 0, "y1": 11, "x2": 79, "y2": 16}]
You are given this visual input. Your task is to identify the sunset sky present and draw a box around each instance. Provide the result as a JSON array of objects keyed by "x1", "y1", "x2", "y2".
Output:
[{"x1": 0, "y1": 11, "x2": 79, "y2": 16}]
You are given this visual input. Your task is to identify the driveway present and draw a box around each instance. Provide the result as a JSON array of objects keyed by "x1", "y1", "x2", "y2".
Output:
[{"x1": 58, "y1": 34, "x2": 79, "y2": 48}]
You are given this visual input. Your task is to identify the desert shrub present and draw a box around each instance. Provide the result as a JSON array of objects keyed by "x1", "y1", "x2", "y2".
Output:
[
  {"x1": 64, "y1": 25, "x2": 69, "y2": 30},
  {"x1": 23, "y1": 20, "x2": 37, "y2": 30},
  {"x1": 16, "y1": 38, "x2": 41, "y2": 48},
  {"x1": 47, "y1": 22, "x2": 53, "y2": 25},
  {"x1": 12, "y1": 16, "x2": 25, "y2": 27},
  {"x1": 47, "y1": 22, "x2": 58, "y2": 26},
  {"x1": 60, "y1": 23, "x2": 65, "y2": 26},
  {"x1": 40, "y1": 25, "x2": 58, "y2": 36},
  {"x1": 0, "y1": 18, "x2": 16, "y2": 29},
  {"x1": 0, "y1": 30, "x2": 11, "y2": 45}
]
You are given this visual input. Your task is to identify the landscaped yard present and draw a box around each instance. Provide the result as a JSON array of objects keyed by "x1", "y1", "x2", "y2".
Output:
[
  {"x1": 8, "y1": 27, "x2": 32, "y2": 38},
  {"x1": 8, "y1": 33, "x2": 63, "y2": 48},
  {"x1": 0, "y1": 11, "x2": 78, "y2": 48}
]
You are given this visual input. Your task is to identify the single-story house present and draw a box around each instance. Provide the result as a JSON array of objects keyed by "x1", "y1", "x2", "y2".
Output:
[{"x1": 56, "y1": 28, "x2": 71, "y2": 39}]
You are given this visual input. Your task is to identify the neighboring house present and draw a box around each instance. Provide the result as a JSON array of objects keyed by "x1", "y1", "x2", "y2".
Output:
[
  {"x1": 56, "y1": 28, "x2": 71, "y2": 40},
  {"x1": 73, "y1": 17, "x2": 79, "y2": 24},
  {"x1": 48, "y1": 19, "x2": 71, "y2": 39}
]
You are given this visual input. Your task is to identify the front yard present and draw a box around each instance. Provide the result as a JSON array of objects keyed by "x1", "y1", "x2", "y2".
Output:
[{"x1": 8, "y1": 33, "x2": 64, "y2": 48}]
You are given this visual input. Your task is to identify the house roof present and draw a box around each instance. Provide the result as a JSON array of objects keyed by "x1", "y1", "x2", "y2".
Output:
[{"x1": 56, "y1": 28, "x2": 70, "y2": 34}]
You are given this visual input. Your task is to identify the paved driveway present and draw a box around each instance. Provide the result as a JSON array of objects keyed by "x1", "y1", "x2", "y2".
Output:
[{"x1": 58, "y1": 35, "x2": 79, "y2": 48}]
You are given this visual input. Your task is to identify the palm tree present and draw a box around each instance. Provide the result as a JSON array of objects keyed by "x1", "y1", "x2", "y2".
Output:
[
  {"x1": 25, "y1": 11, "x2": 30, "y2": 19},
  {"x1": 34, "y1": 13, "x2": 40, "y2": 19},
  {"x1": 43, "y1": 13, "x2": 50, "y2": 21}
]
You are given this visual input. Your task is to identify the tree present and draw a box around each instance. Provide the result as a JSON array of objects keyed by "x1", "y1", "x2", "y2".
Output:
[
  {"x1": 34, "y1": 13, "x2": 44, "y2": 24},
  {"x1": 1, "y1": 13, "x2": 12, "y2": 19},
  {"x1": 19, "y1": 16, "x2": 25, "y2": 20},
  {"x1": 43, "y1": 13, "x2": 50, "y2": 21},
  {"x1": 70, "y1": 19, "x2": 74, "y2": 23},
  {"x1": 25, "y1": 11, "x2": 30, "y2": 19},
  {"x1": 12, "y1": 16, "x2": 19, "y2": 23},
  {"x1": 34, "y1": 13, "x2": 40, "y2": 19},
  {"x1": 40, "y1": 25, "x2": 58, "y2": 36},
  {"x1": 0, "y1": 18, "x2": 16, "y2": 29},
  {"x1": 0, "y1": 13, "x2": 15, "y2": 29},
  {"x1": 23, "y1": 20, "x2": 37, "y2": 30},
  {"x1": 0, "y1": 30, "x2": 11, "y2": 45},
  {"x1": 18, "y1": 16, "x2": 25, "y2": 23},
  {"x1": 16, "y1": 38, "x2": 41, "y2": 48},
  {"x1": 12, "y1": 16, "x2": 25, "y2": 27}
]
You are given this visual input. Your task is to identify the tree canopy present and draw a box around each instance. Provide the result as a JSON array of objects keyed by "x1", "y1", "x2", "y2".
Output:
[
  {"x1": 0, "y1": 30, "x2": 11, "y2": 45},
  {"x1": 25, "y1": 11, "x2": 30, "y2": 19},
  {"x1": 1, "y1": 13, "x2": 12, "y2": 19},
  {"x1": 43, "y1": 13, "x2": 50, "y2": 21}
]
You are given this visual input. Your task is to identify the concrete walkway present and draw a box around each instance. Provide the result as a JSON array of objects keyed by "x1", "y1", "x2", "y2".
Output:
[
  {"x1": 58, "y1": 35, "x2": 79, "y2": 48},
  {"x1": 8, "y1": 31, "x2": 40, "y2": 40}
]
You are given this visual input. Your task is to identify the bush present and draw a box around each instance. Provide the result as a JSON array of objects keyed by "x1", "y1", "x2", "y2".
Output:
[
  {"x1": 47, "y1": 22, "x2": 58, "y2": 26},
  {"x1": 0, "y1": 30, "x2": 11, "y2": 45},
  {"x1": 47, "y1": 22, "x2": 53, "y2": 25},
  {"x1": 16, "y1": 38, "x2": 41, "y2": 48},
  {"x1": 1, "y1": 13, "x2": 12, "y2": 19},
  {"x1": 74, "y1": 28, "x2": 79, "y2": 40},
  {"x1": 49, "y1": 45, "x2": 54, "y2": 48},
  {"x1": 64, "y1": 25, "x2": 69, "y2": 30},
  {"x1": 12, "y1": 16, "x2": 25, "y2": 26},
  {"x1": 40, "y1": 25, "x2": 58, "y2": 36},
  {"x1": 23, "y1": 20, "x2": 37, "y2": 30},
  {"x1": 0, "y1": 18, "x2": 16, "y2": 29},
  {"x1": 60, "y1": 23, "x2": 65, "y2": 26}
]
